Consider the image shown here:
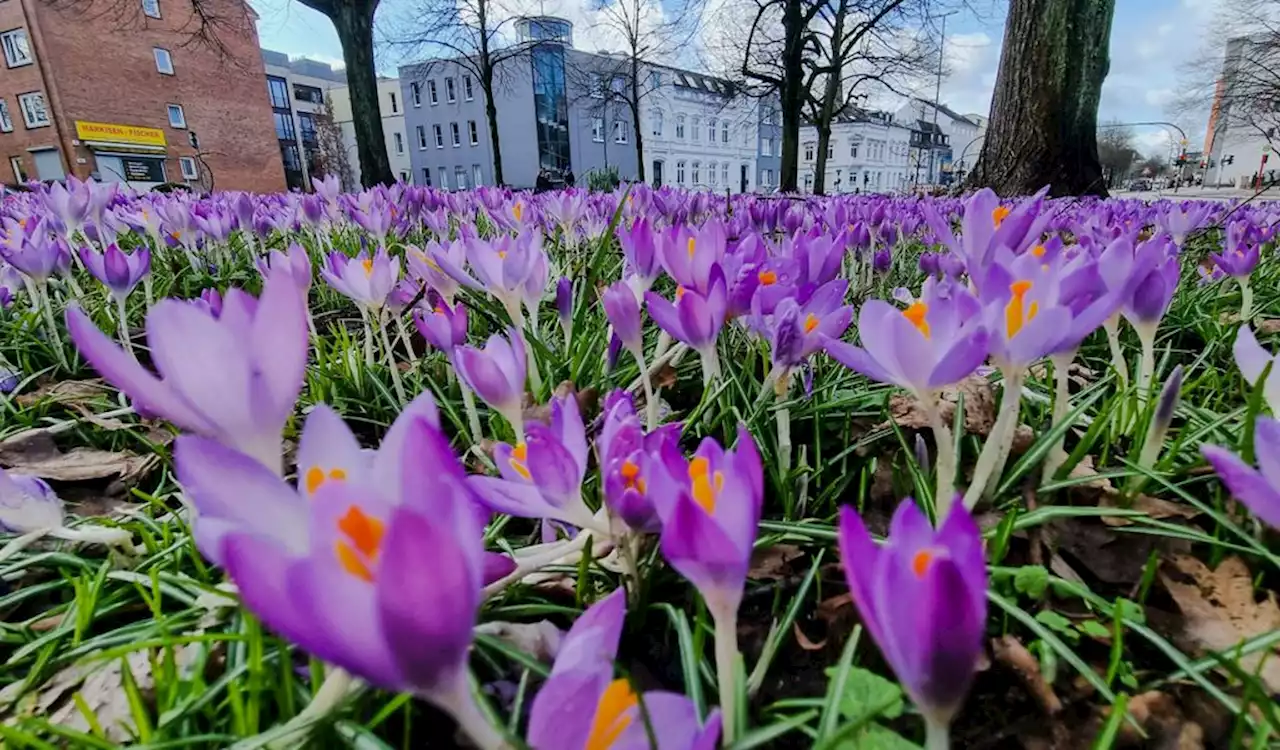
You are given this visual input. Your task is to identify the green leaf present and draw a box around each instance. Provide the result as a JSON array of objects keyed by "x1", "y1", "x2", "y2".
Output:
[
  {"x1": 1078, "y1": 620, "x2": 1112, "y2": 639},
  {"x1": 824, "y1": 666, "x2": 904, "y2": 723},
  {"x1": 835, "y1": 723, "x2": 921, "y2": 750},
  {"x1": 1013, "y1": 565, "x2": 1050, "y2": 600},
  {"x1": 1034, "y1": 610, "x2": 1079, "y2": 642}
]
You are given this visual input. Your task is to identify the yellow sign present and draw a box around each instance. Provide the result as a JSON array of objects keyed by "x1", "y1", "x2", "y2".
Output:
[{"x1": 74, "y1": 121, "x2": 167, "y2": 148}]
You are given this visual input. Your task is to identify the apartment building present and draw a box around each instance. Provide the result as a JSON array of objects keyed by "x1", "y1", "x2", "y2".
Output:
[
  {"x1": 262, "y1": 50, "x2": 346, "y2": 190},
  {"x1": 398, "y1": 16, "x2": 775, "y2": 191},
  {"x1": 329, "y1": 77, "x2": 411, "y2": 187},
  {"x1": 0, "y1": 0, "x2": 283, "y2": 191},
  {"x1": 895, "y1": 98, "x2": 982, "y2": 186},
  {"x1": 1205, "y1": 36, "x2": 1278, "y2": 188},
  {"x1": 799, "y1": 110, "x2": 913, "y2": 194}
]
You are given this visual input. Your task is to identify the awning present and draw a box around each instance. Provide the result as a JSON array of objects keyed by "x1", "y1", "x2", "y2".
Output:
[{"x1": 82, "y1": 140, "x2": 166, "y2": 154}]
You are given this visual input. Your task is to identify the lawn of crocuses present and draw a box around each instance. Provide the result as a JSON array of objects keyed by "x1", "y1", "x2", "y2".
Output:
[{"x1": 1, "y1": 177, "x2": 1279, "y2": 748}]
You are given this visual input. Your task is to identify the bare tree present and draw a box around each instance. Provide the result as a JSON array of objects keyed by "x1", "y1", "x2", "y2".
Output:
[
  {"x1": 312, "y1": 95, "x2": 358, "y2": 190},
  {"x1": 389, "y1": 0, "x2": 543, "y2": 186},
  {"x1": 804, "y1": 0, "x2": 937, "y2": 194},
  {"x1": 967, "y1": 0, "x2": 1115, "y2": 197},
  {"x1": 1096, "y1": 121, "x2": 1137, "y2": 187}
]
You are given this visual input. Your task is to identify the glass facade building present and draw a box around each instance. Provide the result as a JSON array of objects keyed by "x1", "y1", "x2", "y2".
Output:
[{"x1": 530, "y1": 43, "x2": 571, "y2": 173}]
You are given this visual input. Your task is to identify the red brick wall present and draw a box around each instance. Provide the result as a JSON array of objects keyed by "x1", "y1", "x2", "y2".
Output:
[
  {"x1": 0, "y1": 0, "x2": 61, "y2": 182},
  {"x1": 1, "y1": 0, "x2": 285, "y2": 192}
]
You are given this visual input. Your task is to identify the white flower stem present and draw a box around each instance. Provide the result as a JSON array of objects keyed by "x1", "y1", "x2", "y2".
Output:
[
  {"x1": 652, "y1": 330, "x2": 673, "y2": 361},
  {"x1": 38, "y1": 281, "x2": 67, "y2": 370},
  {"x1": 699, "y1": 347, "x2": 721, "y2": 387},
  {"x1": 376, "y1": 310, "x2": 407, "y2": 405},
  {"x1": 712, "y1": 606, "x2": 741, "y2": 746},
  {"x1": 923, "y1": 397, "x2": 956, "y2": 518},
  {"x1": 1135, "y1": 323, "x2": 1157, "y2": 403},
  {"x1": 964, "y1": 371, "x2": 1025, "y2": 509},
  {"x1": 116, "y1": 296, "x2": 134, "y2": 358},
  {"x1": 1103, "y1": 316, "x2": 1129, "y2": 391},
  {"x1": 481, "y1": 532, "x2": 593, "y2": 599},
  {"x1": 459, "y1": 381, "x2": 484, "y2": 447},
  {"x1": 925, "y1": 718, "x2": 951, "y2": 750},
  {"x1": 1041, "y1": 352, "x2": 1075, "y2": 485},
  {"x1": 433, "y1": 680, "x2": 507, "y2": 750},
  {"x1": 394, "y1": 315, "x2": 419, "y2": 364},
  {"x1": 1240, "y1": 276, "x2": 1253, "y2": 323},
  {"x1": 632, "y1": 347, "x2": 658, "y2": 431},
  {"x1": 359, "y1": 307, "x2": 375, "y2": 367}
]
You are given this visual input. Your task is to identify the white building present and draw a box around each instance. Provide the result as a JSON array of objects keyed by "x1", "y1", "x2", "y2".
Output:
[
  {"x1": 638, "y1": 65, "x2": 765, "y2": 192},
  {"x1": 895, "y1": 97, "x2": 981, "y2": 186},
  {"x1": 262, "y1": 50, "x2": 347, "y2": 191},
  {"x1": 798, "y1": 110, "x2": 913, "y2": 194},
  {"x1": 329, "y1": 77, "x2": 412, "y2": 187},
  {"x1": 1205, "y1": 36, "x2": 1279, "y2": 188}
]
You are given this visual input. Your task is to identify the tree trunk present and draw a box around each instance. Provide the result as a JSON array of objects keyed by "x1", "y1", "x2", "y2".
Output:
[
  {"x1": 484, "y1": 80, "x2": 504, "y2": 185},
  {"x1": 631, "y1": 57, "x2": 645, "y2": 183},
  {"x1": 330, "y1": 0, "x2": 393, "y2": 188},
  {"x1": 778, "y1": 0, "x2": 805, "y2": 193},
  {"x1": 968, "y1": 0, "x2": 1115, "y2": 197},
  {"x1": 813, "y1": 126, "x2": 831, "y2": 194}
]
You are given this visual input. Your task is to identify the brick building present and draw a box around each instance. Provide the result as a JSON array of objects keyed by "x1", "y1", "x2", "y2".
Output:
[{"x1": 0, "y1": 0, "x2": 284, "y2": 192}]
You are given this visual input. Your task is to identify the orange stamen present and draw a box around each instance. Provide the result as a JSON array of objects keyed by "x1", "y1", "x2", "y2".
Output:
[
  {"x1": 758, "y1": 269, "x2": 778, "y2": 285},
  {"x1": 803, "y1": 313, "x2": 819, "y2": 333},
  {"x1": 509, "y1": 442, "x2": 531, "y2": 480},
  {"x1": 585, "y1": 678, "x2": 638, "y2": 750},
  {"x1": 992, "y1": 205, "x2": 1011, "y2": 227},
  {"x1": 912, "y1": 549, "x2": 934, "y2": 578},
  {"x1": 903, "y1": 301, "x2": 931, "y2": 339},
  {"x1": 1005, "y1": 279, "x2": 1035, "y2": 339},
  {"x1": 335, "y1": 505, "x2": 385, "y2": 582}
]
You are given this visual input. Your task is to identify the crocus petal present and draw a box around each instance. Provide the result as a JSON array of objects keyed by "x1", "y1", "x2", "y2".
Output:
[{"x1": 1202, "y1": 445, "x2": 1280, "y2": 529}]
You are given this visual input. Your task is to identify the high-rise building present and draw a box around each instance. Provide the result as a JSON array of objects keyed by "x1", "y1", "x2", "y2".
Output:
[
  {"x1": 262, "y1": 50, "x2": 346, "y2": 191},
  {"x1": 398, "y1": 16, "x2": 774, "y2": 191},
  {"x1": 0, "y1": 0, "x2": 283, "y2": 191},
  {"x1": 1205, "y1": 36, "x2": 1278, "y2": 188}
]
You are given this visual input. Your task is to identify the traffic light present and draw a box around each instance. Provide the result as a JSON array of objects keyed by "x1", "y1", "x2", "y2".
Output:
[{"x1": 1224, "y1": 154, "x2": 1235, "y2": 165}]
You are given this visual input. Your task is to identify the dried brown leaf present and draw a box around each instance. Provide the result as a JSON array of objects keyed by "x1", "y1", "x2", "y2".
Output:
[
  {"x1": 1101, "y1": 494, "x2": 1200, "y2": 527},
  {"x1": 1256, "y1": 318, "x2": 1280, "y2": 336},
  {"x1": 888, "y1": 374, "x2": 999, "y2": 436},
  {"x1": 1160, "y1": 555, "x2": 1280, "y2": 692},
  {"x1": 992, "y1": 635, "x2": 1063, "y2": 715},
  {"x1": 28, "y1": 651, "x2": 157, "y2": 741},
  {"x1": 792, "y1": 621, "x2": 827, "y2": 651},
  {"x1": 14, "y1": 379, "x2": 111, "y2": 408},
  {"x1": 749, "y1": 543, "x2": 803, "y2": 581},
  {"x1": 0, "y1": 431, "x2": 154, "y2": 483}
]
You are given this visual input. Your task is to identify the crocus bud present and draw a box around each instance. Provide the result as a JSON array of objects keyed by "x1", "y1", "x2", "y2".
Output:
[
  {"x1": 0, "y1": 365, "x2": 18, "y2": 393},
  {"x1": 919, "y1": 251, "x2": 939, "y2": 277},
  {"x1": 873, "y1": 248, "x2": 892, "y2": 273},
  {"x1": 603, "y1": 281, "x2": 643, "y2": 352},
  {"x1": 556, "y1": 277, "x2": 573, "y2": 346}
]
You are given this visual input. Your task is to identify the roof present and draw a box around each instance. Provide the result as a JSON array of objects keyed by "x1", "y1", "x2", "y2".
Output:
[
  {"x1": 912, "y1": 97, "x2": 978, "y2": 127},
  {"x1": 650, "y1": 63, "x2": 737, "y2": 98}
]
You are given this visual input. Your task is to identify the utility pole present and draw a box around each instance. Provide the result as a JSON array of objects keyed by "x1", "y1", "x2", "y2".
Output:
[{"x1": 929, "y1": 11, "x2": 954, "y2": 187}]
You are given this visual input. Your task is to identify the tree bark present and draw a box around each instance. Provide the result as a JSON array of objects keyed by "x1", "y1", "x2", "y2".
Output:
[
  {"x1": 968, "y1": 0, "x2": 1115, "y2": 197},
  {"x1": 328, "y1": 0, "x2": 394, "y2": 188},
  {"x1": 483, "y1": 79, "x2": 504, "y2": 185},
  {"x1": 631, "y1": 56, "x2": 645, "y2": 183},
  {"x1": 778, "y1": 0, "x2": 805, "y2": 193}
]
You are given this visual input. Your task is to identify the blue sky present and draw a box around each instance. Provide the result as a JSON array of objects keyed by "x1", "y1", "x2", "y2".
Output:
[{"x1": 251, "y1": 0, "x2": 1224, "y2": 155}]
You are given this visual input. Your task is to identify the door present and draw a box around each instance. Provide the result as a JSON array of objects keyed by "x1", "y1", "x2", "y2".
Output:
[
  {"x1": 32, "y1": 149, "x2": 64, "y2": 181},
  {"x1": 652, "y1": 159, "x2": 663, "y2": 187},
  {"x1": 740, "y1": 164, "x2": 748, "y2": 193}
]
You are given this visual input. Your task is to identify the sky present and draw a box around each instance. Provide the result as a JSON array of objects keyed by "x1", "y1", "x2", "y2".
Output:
[{"x1": 250, "y1": 0, "x2": 1230, "y2": 157}]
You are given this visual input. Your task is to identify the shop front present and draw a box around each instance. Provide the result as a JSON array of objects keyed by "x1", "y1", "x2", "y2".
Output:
[{"x1": 74, "y1": 121, "x2": 170, "y2": 190}]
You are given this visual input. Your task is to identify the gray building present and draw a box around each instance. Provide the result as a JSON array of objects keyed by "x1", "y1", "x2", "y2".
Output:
[
  {"x1": 399, "y1": 17, "x2": 773, "y2": 191},
  {"x1": 262, "y1": 49, "x2": 347, "y2": 191}
]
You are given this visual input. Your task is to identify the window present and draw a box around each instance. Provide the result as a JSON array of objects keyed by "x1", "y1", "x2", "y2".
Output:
[
  {"x1": 166, "y1": 103, "x2": 185, "y2": 128},
  {"x1": 850, "y1": 140, "x2": 859, "y2": 159},
  {"x1": 692, "y1": 161, "x2": 701, "y2": 184},
  {"x1": 590, "y1": 73, "x2": 603, "y2": 98},
  {"x1": 2, "y1": 30, "x2": 31, "y2": 68},
  {"x1": 762, "y1": 168, "x2": 772, "y2": 186},
  {"x1": 762, "y1": 138, "x2": 772, "y2": 156},
  {"x1": 267, "y1": 76, "x2": 289, "y2": 109},
  {"x1": 454, "y1": 166, "x2": 466, "y2": 189},
  {"x1": 19, "y1": 92, "x2": 49, "y2": 128},
  {"x1": 463, "y1": 75, "x2": 474, "y2": 100},
  {"x1": 804, "y1": 172, "x2": 813, "y2": 191},
  {"x1": 611, "y1": 76, "x2": 626, "y2": 95},
  {"x1": 179, "y1": 156, "x2": 198, "y2": 180},
  {"x1": 293, "y1": 84, "x2": 323, "y2": 104},
  {"x1": 9, "y1": 155, "x2": 24, "y2": 182},
  {"x1": 400, "y1": 170, "x2": 409, "y2": 182},
  {"x1": 433, "y1": 124, "x2": 444, "y2": 148},
  {"x1": 438, "y1": 166, "x2": 447, "y2": 188},
  {"x1": 803, "y1": 142, "x2": 814, "y2": 161},
  {"x1": 297, "y1": 112, "x2": 317, "y2": 143},
  {"x1": 389, "y1": 91, "x2": 398, "y2": 113},
  {"x1": 721, "y1": 121, "x2": 729, "y2": 144},
  {"x1": 0, "y1": 99, "x2": 12, "y2": 133},
  {"x1": 422, "y1": 167, "x2": 432, "y2": 186},
  {"x1": 826, "y1": 142, "x2": 834, "y2": 159},
  {"x1": 707, "y1": 118, "x2": 715, "y2": 143},
  {"x1": 411, "y1": 82, "x2": 422, "y2": 107},
  {"x1": 708, "y1": 161, "x2": 717, "y2": 186},
  {"x1": 416, "y1": 125, "x2": 427, "y2": 149},
  {"x1": 721, "y1": 162, "x2": 729, "y2": 185},
  {"x1": 450, "y1": 122, "x2": 460, "y2": 147},
  {"x1": 472, "y1": 164, "x2": 482, "y2": 187},
  {"x1": 394, "y1": 132, "x2": 404, "y2": 154},
  {"x1": 445, "y1": 77, "x2": 456, "y2": 103},
  {"x1": 468, "y1": 120, "x2": 478, "y2": 146},
  {"x1": 676, "y1": 160, "x2": 685, "y2": 184},
  {"x1": 675, "y1": 115, "x2": 685, "y2": 139},
  {"x1": 612, "y1": 119, "x2": 628, "y2": 144},
  {"x1": 741, "y1": 127, "x2": 750, "y2": 147},
  {"x1": 141, "y1": 0, "x2": 160, "y2": 18},
  {"x1": 650, "y1": 70, "x2": 662, "y2": 89},
  {"x1": 651, "y1": 109, "x2": 663, "y2": 137},
  {"x1": 428, "y1": 80, "x2": 438, "y2": 105},
  {"x1": 273, "y1": 112, "x2": 295, "y2": 141},
  {"x1": 152, "y1": 46, "x2": 173, "y2": 74},
  {"x1": 592, "y1": 117, "x2": 604, "y2": 143},
  {"x1": 692, "y1": 117, "x2": 700, "y2": 142}
]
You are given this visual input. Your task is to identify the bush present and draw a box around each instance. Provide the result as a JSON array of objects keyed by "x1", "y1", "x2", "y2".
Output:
[{"x1": 585, "y1": 166, "x2": 621, "y2": 192}]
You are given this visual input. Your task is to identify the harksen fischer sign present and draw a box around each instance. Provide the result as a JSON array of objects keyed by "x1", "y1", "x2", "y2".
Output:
[{"x1": 74, "y1": 121, "x2": 167, "y2": 148}]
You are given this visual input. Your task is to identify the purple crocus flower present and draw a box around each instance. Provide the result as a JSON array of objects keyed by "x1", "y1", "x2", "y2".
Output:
[
  {"x1": 454, "y1": 328, "x2": 527, "y2": 436},
  {"x1": 0, "y1": 232, "x2": 62, "y2": 283},
  {"x1": 407, "y1": 240, "x2": 466, "y2": 303},
  {"x1": 322, "y1": 249, "x2": 400, "y2": 311},
  {"x1": 80, "y1": 244, "x2": 150, "y2": 301},
  {"x1": 0, "y1": 365, "x2": 18, "y2": 393},
  {"x1": 645, "y1": 266, "x2": 728, "y2": 381},
  {"x1": 924, "y1": 188, "x2": 1050, "y2": 274},
  {"x1": 175, "y1": 409, "x2": 501, "y2": 739},
  {"x1": 469, "y1": 394, "x2": 597, "y2": 532},
  {"x1": 1121, "y1": 238, "x2": 1180, "y2": 334},
  {"x1": 1232, "y1": 324, "x2": 1280, "y2": 414},
  {"x1": 597, "y1": 392, "x2": 682, "y2": 533},
  {"x1": 660, "y1": 222, "x2": 727, "y2": 294},
  {"x1": 838, "y1": 499, "x2": 987, "y2": 733},
  {"x1": 66, "y1": 269, "x2": 308, "y2": 473},
  {"x1": 872, "y1": 248, "x2": 892, "y2": 274},
  {"x1": 1202, "y1": 417, "x2": 1280, "y2": 530},
  {"x1": 1157, "y1": 203, "x2": 1211, "y2": 248},
  {"x1": 44, "y1": 178, "x2": 92, "y2": 236},
  {"x1": 824, "y1": 277, "x2": 989, "y2": 400},
  {"x1": 0, "y1": 467, "x2": 63, "y2": 533},
  {"x1": 412, "y1": 295, "x2": 469, "y2": 355},
  {"x1": 194, "y1": 287, "x2": 223, "y2": 318},
  {"x1": 527, "y1": 589, "x2": 723, "y2": 750},
  {"x1": 654, "y1": 426, "x2": 763, "y2": 618},
  {"x1": 255, "y1": 242, "x2": 313, "y2": 292},
  {"x1": 603, "y1": 281, "x2": 644, "y2": 353},
  {"x1": 1210, "y1": 220, "x2": 1260, "y2": 279},
  {"x1": 759, "y1": 279, "x2": 853, "y2": 372}
]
